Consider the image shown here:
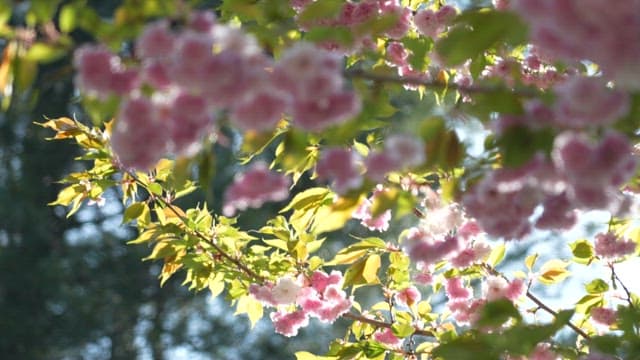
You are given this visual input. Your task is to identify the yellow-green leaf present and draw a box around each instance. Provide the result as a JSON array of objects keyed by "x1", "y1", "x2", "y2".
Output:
[
  {"x1": 538, "y1": 259, "x2": 570, "y2": 285},
  {"x1": 486, "y1": 243, "x2": 506, "y2": 267},
  {"x1": 525, "y1": 253, "x2": 538, "y2": 272},
  {"x1": 235, "y1": 295, "x2": 264, "y2": 328},
  {"x1": 362, "y1": 254, "x2": 381, "y2": 284}
]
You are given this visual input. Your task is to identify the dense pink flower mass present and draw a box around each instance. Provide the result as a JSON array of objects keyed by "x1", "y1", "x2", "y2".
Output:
[
  {"x1": 222, "y1": 162, "x2": 291, "y2": 216},
  {"x1": 465, "y1": 131, "x2": 638, "y2": 239},
  {"x1": 74, "y1": 45, "x2": 139, "y2": 97},
  {"x1": 590, "y1": 307, "x2": 617, "y2": 326},
  {"x1": 316, "y1": 148, "x2": 363, "y2": 194},
  {"x1": 512, "y1": 0, "x2": 640, "y2": 89},
  {"x1": 593, "y1": 232, "x2": 637, "y2": 259},
  {"x1": 553, "y1": 76, "x2": 629, "y2": 128},
  {"x1": 75, "y1": 10, "x2": 362, "y2": 172},
  {"x1": 552, "y1": 131, "x2": 637, "y2": 209},
  {"x1": 110, "y1": 97, "x2": 169, "y2": 171}
]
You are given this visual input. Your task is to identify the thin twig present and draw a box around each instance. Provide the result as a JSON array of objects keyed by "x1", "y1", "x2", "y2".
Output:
[
  {"x1": 525, "y1": 290, "x2": 590, "y2": 340},
  {"x1": 610, "y1": 263, "x2": 635, "y2": 309},
  {"x1": 344, "y1": 68, "x2": 540, "y2": 97},
  {"x1": 482, "y1": 263, "x2": 590, "y2": 340},
  {"x1": 342, "y1": 312, "x2": 434, "y2": 337},
  {"x1": 126, "y1": 171, "x2": 264, "y2": 282}
]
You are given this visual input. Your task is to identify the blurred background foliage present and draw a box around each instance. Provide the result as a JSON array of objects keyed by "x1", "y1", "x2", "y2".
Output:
[{"x1": 0, "y1": 1, "x2": 345, "y2": 359}]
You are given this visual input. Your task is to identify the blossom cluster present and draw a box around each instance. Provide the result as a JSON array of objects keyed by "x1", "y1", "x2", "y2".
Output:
[
  {"x1": 405, "y1": 188, "x2": 490, "y2": 267},
  {"x1": 222, "y1": 162, "x2": 291, "y2": 216},
  {"x1": 446, "y1": 275, "x2": 525, "y2": 325},
  {"x1": 249, "y1": 271, "x2": 352, "y2": 336},
  {"x1": 512, "y1": 0, "x2": 640, "y2": 89},
  {"x1": 74, "y1": 11, "x2": 360, "y2": 172},
  {"x1": 465, "y1": 129, "x2": 637, "y2": 239},
  {"x1": 316, "y1": 134, "x2": 426, "y2": 196}
]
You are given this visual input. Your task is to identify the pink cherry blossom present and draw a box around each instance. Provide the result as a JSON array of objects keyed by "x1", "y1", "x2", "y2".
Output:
[
  {"x1": 590, "y1": 307, "x2": 617, "y2": 326},
  {"x1": 271, "y1": 277, "x2": 303, "y2": 305},
  {"x1": 135, "y1": 20, "x2": 175, "y2": 59},
  {"x1": 230, "y1": 89, "x2": 290, "y2": 131},
  {"x1": 110, "y1": 96, "x2": 169, "y2": 172},
  {"x1": 270, "y1": 309, "x2": 309, "y2": 337},
  {"x1": 223, "y1": 162, "x2": 291, "y2": 216},
  {"x1": 594, "y1": 232, "x2": 637, "y2": 260},
  {"x1": 395, "y1": 286, "x2": 421, "y2": 307},
  {"x1": 445, "y1": 277, "x2": 471, "y2": 300},
  {"x1": 373, "y1": 328, "x2": 402, "y2": 347},
  {"x1": 316, "y1": 148, "x2": 363, "y2": 194}
]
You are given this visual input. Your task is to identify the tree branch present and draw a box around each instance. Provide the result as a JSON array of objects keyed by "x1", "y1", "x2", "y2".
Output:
[
  {"x1": 482, "y1": 263, "x2": 590, "y2": 340},
  {"x1": 342, "y1": 312, "x2": 434, "y2": 337},
  {"x1": 344, "y1": 68, "x2": 540, "y2": 97},
  {"x1": 525, "y1": 290, "x2": 590, "y2": 340}
]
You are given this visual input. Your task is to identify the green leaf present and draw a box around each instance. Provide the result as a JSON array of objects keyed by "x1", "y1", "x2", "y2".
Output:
[
  {"x1": 49, "y1": 184, "x2": 85, "y2": 206},
  {"x1": 59, "y1": 3, "x2": 79, "y2": 33},
  {"x1": 280, "y1": 187, "x2": 330, "y2": 213},
  {"x1": 123, "y1": 202, "x2": 145, "y2": 224},
  {"x1": 208, "y1": 273, "x2": 225, "y2": 298},
  {"x1": 304, "y1": 26, "x2": 354, "y2": 47},
  {"x1": 432, "y1": 335, "x2": 498, "y2": 360},
  {"x1": 361, "y1": 341, "x2": 386, "y2": 358},
  {"x1": 401, "y1": 37, "x2": 432, "y2": 72},
  {"x1": 570, "y1": 239, "x2": 594, "y2": 264},
  {"x1": 476, "y1": 299, "x2": 522, "y2": 328},
  {"x1": 585, "y1": 279, "x2": 609, "y2": 294},
  {"x1": 148, "y1": 182, "x2": 163, "y2": 196},
  {"x1": 344, "y1": 254, "x2": 381, "y2": 287},
  {"x1": 497, "y1": 126, "x2": 553, "y2": 167},
  {"x1": 436, "y1": 10, "x2": 528, "y2": 66},
  {"x1": 24, "y1": 43, "x2": 67, "y2": 63},
  {"x1": 575, "y1": 294, "x2": 603, "y2": 315},
  {"x1": 297, "y1": 0, "x2": 343, "y2": 23}
]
